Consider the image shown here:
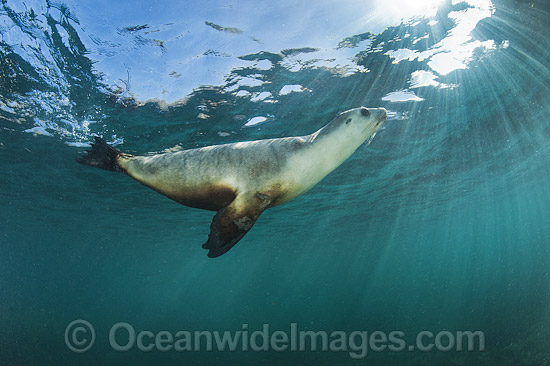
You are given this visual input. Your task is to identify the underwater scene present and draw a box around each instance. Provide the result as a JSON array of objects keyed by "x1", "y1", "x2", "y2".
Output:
[{"x1": 1, "y1": 0, "x2": 550, "y2": 364}]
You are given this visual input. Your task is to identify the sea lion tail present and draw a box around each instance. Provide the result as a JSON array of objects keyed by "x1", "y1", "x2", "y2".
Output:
[{"x1": 76, "y1": 136, "x2": 124, "y2": 172}]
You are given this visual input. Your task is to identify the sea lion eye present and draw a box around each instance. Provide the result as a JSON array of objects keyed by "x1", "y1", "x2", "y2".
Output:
[
  {"x1": 360, "y1": 108, "x2": 370, "y2": 117},
  {"x1": 346, "y1": 118, "x2": 352, "y2": 125}
]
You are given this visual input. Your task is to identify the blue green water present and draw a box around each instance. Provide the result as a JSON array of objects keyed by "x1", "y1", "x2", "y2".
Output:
[{"x1": 2, "y1": 0, "x2": 550, "y2": 364}]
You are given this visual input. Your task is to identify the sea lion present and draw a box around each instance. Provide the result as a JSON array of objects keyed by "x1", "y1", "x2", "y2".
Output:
[{"x1": 76, "y1": 107, "x2": 386, "y2": 257}]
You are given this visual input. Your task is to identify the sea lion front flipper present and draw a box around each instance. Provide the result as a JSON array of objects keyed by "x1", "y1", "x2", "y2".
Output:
[{"x1": 202, "y1": 192, "x2": 272, "y2": 258}]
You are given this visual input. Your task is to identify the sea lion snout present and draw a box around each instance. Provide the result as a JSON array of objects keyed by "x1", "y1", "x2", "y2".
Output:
[
  {"x1": 359, "y1": 107, "x2": 387, "y2": 122},
  {"x1": 376, "y1": 108, "x2": 387, "y2": 126}
]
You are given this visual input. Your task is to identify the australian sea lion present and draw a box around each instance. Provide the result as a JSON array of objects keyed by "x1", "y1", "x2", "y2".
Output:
[{"x1": 77, "y1": 107, "x2": 387, "y2": 257}]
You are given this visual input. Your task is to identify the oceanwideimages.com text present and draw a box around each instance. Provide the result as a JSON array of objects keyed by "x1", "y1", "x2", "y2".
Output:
[{"x1": 65, "y1": 320, "x2": 485, "y2": 359}]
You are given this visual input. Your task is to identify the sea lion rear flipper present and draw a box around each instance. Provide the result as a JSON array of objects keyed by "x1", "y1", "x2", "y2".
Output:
[
  {"x1": 76, "y1": 137, "x2": 126, "y2": 172},
  {"x1": 202, "y1": 193, "x2": 272, "y2": 258}
]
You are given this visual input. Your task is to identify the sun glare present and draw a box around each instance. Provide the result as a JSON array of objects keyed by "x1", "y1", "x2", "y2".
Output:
[{"x1": 378, "y1": 0, "x2": 444, "y2": 21}]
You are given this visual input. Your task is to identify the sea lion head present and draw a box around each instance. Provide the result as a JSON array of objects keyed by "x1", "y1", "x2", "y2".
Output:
[{"x1": 316, "y1": 107, "x2": 387, "y2": 144}]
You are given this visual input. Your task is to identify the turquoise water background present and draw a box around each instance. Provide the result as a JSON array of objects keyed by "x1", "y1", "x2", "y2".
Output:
[{"x1": 1, "y1": 0, "x2": 550, "y2": 364}]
